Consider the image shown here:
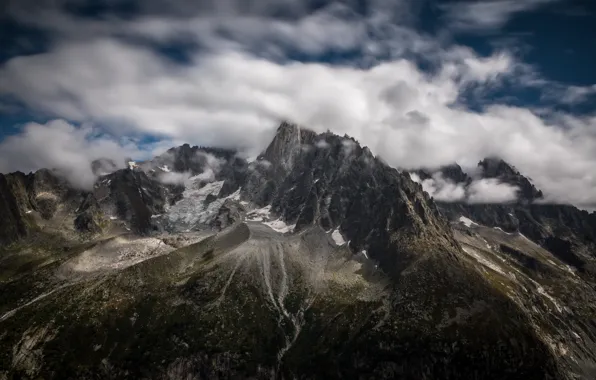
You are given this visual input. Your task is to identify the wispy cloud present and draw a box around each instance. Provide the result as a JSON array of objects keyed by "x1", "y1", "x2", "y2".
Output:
[{"x1": 441, "y1": 0, "x2": 560, "y2": 32}]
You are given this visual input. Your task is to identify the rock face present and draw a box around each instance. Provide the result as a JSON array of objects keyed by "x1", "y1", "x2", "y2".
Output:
[
  {"x1": 477, "y1": 158, "x2": 543, "y2": 201},
  {"x1": 243, "y1": 123, "x2": 460, "y2": 277},
  {"x1": 0, "y1": 122, "x2": 595, "y2": 379},
  {"x1": 418, "y1": 161, "x2": 596, "y2": 277},
  {"x1": 92, "y1": 168, "x2": 173, "y2": 234},
  {"x1": 0, "y1": 172, "x2": 33, "y2": 244},
  {"x1": 0, "y1": 169, "x2": 85, "y2": 244}
]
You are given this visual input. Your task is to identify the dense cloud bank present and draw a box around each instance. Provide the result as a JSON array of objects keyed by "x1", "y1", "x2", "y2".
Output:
[{"x1": 0, "y1": 0, "x2": 594, "y2": 207}]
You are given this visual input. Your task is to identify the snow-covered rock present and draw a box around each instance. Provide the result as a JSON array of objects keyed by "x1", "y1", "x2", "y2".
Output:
[
  {"x1": 331, "y1": 229, "x2": 346, "y2": 246},
  {"x1": 459, "y1": 216, "x2": 478, "y2": 228}
]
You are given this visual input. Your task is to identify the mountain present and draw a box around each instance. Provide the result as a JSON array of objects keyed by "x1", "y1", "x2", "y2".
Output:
[
  {"x1": 418, "y1": 161, "x2": 596, "y2": 276},
  {"x1": 1, "y1": 122, "x2": 595, "y2": 379},
  {"x1": 476, "y1": 158, "x2": 543, "y2": 201}
]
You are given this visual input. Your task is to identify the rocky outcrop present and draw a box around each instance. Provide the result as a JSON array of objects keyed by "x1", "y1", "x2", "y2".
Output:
[
  {"x1": 242, "y1": 124, "x2": 459, "y2": 276},
  {"x1": 420, "y1": 161, "x2": 596, "y2": 276},
  {"x1": 0, "y1": 172, "x2": 33, "y2": 244},
  {"x1": 0, "y1": 169, "x2": 84, "y2": 245},
  {"x1": 91, "y1": 168, "x2": 172, "y2": 234},
  {"x1": 212, "y1": 199, "x2": 246, "y2": 229},
  {"x1": 478, "y1": 158, "x2": 543, "y2": 201},
  {"x1": 74, "y1": 195, "x2": 105, "y2": 233}
]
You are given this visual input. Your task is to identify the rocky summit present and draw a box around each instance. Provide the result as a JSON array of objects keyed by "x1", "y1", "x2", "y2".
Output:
[{"x1": 1, "y1": 122, "x2": 596, "y2": 379}]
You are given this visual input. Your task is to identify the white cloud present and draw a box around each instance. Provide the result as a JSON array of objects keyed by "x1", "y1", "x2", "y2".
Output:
[
  {"x1": 158, "y1": 171, "x2": 191, "y2": 185},
  {"x1": 467, "y1": 179, "x2": 519, "y2": 203},
  {"x1": 0, "y1": 39, "x2": 516, "y2": 157},
  {"x1": 409, "y1": 172, "x2": 519, "y2": 204},
  {"x1": 419, "y1": 173, "x2": 467, "y2": 202},
  {"x1": 1, "y1": 40, "x2": 595, "y2": 207},
  {"x1": 155, "y1": 150, "x2": 225, "y2": 185},
  {"x1": 409, "y1": 173, "x2": 422, "y2": 184},
  {"x1": 0, "y1": 0, "x2": 595, "y2": 209},
  {"x1": 196, "y1": 151, "x2": 226, "y2": 174},
  {"x1": 441, "y1": 0, "x2": 559, "y2": 32},
  {"x1": 559, "y1": 84, "x2": 596, "y2": 105},
  {"x1": 0, "y1": 120, "x2": 150, "y2": 189}
]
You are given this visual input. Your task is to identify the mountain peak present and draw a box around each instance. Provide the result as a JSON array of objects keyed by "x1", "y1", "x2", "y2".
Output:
[
  {"x1": 478, "y1": 157, "x2": 543, "y2": 201},
  {"x1": 261, "y1": 122, "x2": 316, "y2": 173},
  {"x1": 277, "y1": 120, "x2": 299, "y2": 134},
  {"x1": 478, "y1": 157, "x2": 517, "y2": 178}
]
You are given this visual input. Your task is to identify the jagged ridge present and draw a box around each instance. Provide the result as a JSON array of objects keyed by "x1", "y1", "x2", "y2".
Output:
[{"x1": 0, "y1": 121, "x2": 592, "y2": 379}]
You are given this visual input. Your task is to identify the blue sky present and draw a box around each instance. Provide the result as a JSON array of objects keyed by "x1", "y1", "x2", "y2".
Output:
[{"x1": 0, "y1": 0, "x2": 595, "y2": 207}]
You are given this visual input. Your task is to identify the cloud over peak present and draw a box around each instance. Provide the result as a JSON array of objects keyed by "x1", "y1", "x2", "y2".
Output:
[
  {"x1": 0, "y1": 120, "x2": 160, "y2": 189},
  {"x1": 0, "y1": 0, "x2": 594, "y2": 209},
  {"x1": 409, "y1": 172, "x2": 520, "y2": 204}
]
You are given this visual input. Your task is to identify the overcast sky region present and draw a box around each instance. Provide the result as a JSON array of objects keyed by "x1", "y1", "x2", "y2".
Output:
[{"x1": 0, "y1": 0, "x2": 595, "y2": 207}]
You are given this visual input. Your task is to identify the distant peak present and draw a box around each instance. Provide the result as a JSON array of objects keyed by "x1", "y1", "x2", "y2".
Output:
[
  {"x1": 478, "y1": 157, "x2": 543, "y2": 201},
  {"x1": 276, "y1": 120, "x2": 300, "y2": 135},
  {"x1": 477, "y1": 157, "x2": 517, "y2": 178}
]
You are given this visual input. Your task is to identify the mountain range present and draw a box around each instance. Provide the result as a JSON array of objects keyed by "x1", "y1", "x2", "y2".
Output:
[{"x1": 1, "y1": 122, "x2": 595, "y2": 379}]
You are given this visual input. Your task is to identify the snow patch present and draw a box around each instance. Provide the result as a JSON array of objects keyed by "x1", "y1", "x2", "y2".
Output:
[
  {"x1": 361, "y1": 250, "x2": 369, "y2": 259},
  {"x1": 563, "y1": 265, "x2": 577, "y2": 276},
  {"x1": 246, "y1": 205, "x2": 272, "y2": 222},
  {"x1": 160, "y1": 165, "x2": 171, "y2": 172},
  {"x1": 518, "y1": 233, "x2": 531, "y2": 241},
  {"x1": 331, "y1": 229, "x2": 346, "y2": 246},
  {"x1": 494, "y1": 227, "x2": 513, "y2": 235},
  {"x1": 128, "y1": 161, "x2": 137, "y2": 170},
  {"x1": 264, "y1": 219, "x2": 295, "y2": 234},
  {"x1": 536, "y1": 285, "x2": 562, "y2": 313},
  {"x1": 25, "y1": 210, "x2": 32, "y2": 214},
  {"x1": 409, "y1": 172, "x2": 421, "y2": 183},
  {"x1": 459, "y1": 216, "x2": 478, "y2": 228},
  {"x1": 228, "y1": 188, "x2": 241, "y2": 201}
]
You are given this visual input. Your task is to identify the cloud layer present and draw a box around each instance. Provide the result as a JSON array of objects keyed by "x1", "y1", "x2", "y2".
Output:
[
  {"x1": 0, "y1": 0, "x2": 595, "y2": 208},
  {"x1": 0, "y1": 120, "x2": 153, "y2": 189},
  {"x1": 409, "y1": 173, "x2": 520, "y2": 204}
]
